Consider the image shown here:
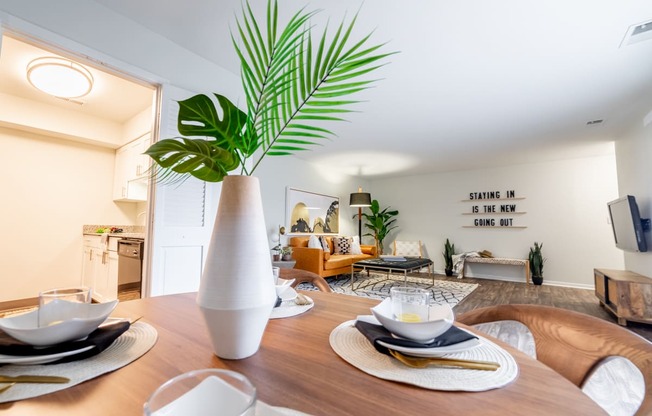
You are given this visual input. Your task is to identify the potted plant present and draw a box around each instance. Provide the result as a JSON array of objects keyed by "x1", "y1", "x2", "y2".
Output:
[
  {"x1": 443, "y1": 238, "x2": 455, "y2": 276},
  {"x1": 529, "y1": 242, "x2": 545, "y2": 285},
  {"x1": 280, "y1": 246, "x2": 293, "y2": 261},
  {"x1": 271, "y1": 244, "x2": 281, "y2": 261},
  {"x1": 359, "y1": 200, "x2": 399, "y2": 255},
  {"x1": 143, "y1": 0, "x2": 393, "y2": 360}
]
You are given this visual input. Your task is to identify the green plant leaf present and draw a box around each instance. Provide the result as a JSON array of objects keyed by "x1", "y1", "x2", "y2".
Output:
[
  {"x1": 146, "y1": 0, "x2": 394, "y2": 182},
  {"x1": 145, "y1": 138, "x2": 238, "y2": 182}
]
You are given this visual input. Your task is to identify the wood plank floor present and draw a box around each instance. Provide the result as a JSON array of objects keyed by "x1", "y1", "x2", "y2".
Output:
[{"x1": 440, "y1": 275, "x2": 652, "y2": 342}]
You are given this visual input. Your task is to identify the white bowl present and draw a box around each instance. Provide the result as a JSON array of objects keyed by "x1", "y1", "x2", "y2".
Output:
[
  {"x1": 0, "y1": 300, "x2": 118, "y2": 346},
  {"x1": 371, "y1": 298, "x2": 454, "y2": 342},
  {"x1": 275, "y1": 278, "x2": 295, "y2": 297}
]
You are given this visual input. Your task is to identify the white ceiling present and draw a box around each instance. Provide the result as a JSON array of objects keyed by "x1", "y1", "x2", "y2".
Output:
[
  {"x1": 7, "y1": 1, "x2": 652, "y2": 178},
  {"x1": 0, "y1": 35, "x2": 155, "y2": 124}
]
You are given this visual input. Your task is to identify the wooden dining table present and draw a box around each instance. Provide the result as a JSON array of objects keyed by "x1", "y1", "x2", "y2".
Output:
[{"x1": 1, "y1": 291, "x2": 606, "y2": 415}]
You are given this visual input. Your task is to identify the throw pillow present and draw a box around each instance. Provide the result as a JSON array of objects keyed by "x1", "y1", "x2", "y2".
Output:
[
  {"x1": 333, "y1": 236, "x2": 352, "y2": 255},
  {"x1": 350, "y1": 235, "x2": 363, "y2": 255},
  {"x1": 319, "y1": 236, "x2": 330, "y2": 252},
  {"x1": 308, "y1": 234, "x2": 322, "y2": 249}
]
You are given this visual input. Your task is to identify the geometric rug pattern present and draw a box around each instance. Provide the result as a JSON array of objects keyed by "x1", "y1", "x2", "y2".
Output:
[{"x1": 296, "y1": 273, "x2": 478, "y2": 308}]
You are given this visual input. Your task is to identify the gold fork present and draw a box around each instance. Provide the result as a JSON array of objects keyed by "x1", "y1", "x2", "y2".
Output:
[{"x1": 388, "y1": 349, "x2": 500, "y2": 371}]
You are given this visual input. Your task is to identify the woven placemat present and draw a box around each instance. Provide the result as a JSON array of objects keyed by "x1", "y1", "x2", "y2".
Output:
[
  {"x1": 329, "y1": 320, "x2": 518, "y2": 392},
  {"x1": 270, "y1": 296, "x2": 314, "y2": 319},
  {"x1": 0, "y1": 322, "x2": 158, "y2": 403}
]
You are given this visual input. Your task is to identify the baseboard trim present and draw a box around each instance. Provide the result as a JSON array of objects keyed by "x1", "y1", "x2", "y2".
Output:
[
  {"x1": 0, "y1": 296, "x2": 38, "y2": 312},
  {"x1": 457, "y1": 272, "x2": 595, "y2": 290}
]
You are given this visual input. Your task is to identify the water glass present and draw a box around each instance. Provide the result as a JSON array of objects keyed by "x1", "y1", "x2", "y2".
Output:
[
  {"x1": 38, "y1": 286, "x2": 92, "y2": 327},
  {"x1": 39, "y1": 287, "x2": 92, "y2": 306},
  {"x1": 143, "y1": 369, "x2": 257, "y2": 416},
  {"x1": 390, "y1": 286, "x2": 429, "y2": 322}
]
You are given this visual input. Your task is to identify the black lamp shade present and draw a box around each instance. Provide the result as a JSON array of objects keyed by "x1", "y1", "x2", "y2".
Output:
[{"x1": 350, "y1": 192, "x2": 372, "y2": 207}]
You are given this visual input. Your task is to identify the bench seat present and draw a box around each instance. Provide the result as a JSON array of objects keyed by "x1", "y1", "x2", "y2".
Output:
[{"x1": 463, "y1": 257, "x2": 531, "y2": 283}]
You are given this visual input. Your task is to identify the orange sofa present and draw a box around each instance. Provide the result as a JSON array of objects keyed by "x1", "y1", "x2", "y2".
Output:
[{"x1": 289, "y1": 236, "x2": 377, "y2": 278}]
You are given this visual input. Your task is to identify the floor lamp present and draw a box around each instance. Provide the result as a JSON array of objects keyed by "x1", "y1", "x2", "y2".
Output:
[{"x1": 350, "y1": 187, "x2": 372, "y2": 242}]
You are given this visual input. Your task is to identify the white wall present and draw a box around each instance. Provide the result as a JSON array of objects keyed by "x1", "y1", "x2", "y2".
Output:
[
  {"x1": 0, "y1": 93, "x2": 123, "y2": 147},
  {"x1": 0, "y1": 127, "x2": 136, "y2": 302},
  {"x1": 614, "y1": 109, "x2": 652, "y2": 276},
  {"x1": 369, "y1": 154, "x2": 624, "y2": 288},
  {"x1": 256, "y1": 157, "x2": 370, "y2": 248}
]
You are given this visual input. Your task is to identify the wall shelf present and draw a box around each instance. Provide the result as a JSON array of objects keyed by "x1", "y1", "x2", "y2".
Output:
[
  {"x1": 461, "y1": 197, "x2": 526, "y2": 202},
  {"x1": 462, "y1": 212, "x2": 527, "y2": 215},
  {"x1": 462, "y1": 226, "x2": 527, "y2": 229}
]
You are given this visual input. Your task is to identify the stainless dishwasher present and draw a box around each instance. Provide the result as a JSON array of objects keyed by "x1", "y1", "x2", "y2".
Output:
[{"x1": 117, "y1": 238, "x2": 144, "y2": 291}]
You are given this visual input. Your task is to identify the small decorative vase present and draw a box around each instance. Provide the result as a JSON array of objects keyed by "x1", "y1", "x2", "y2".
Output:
[
  {"x1": 282, "y1": 254, "x2": 293, "y2": 261},
  {"x1": 197, "y1": 176, "x2": 276, "y2": 359}
]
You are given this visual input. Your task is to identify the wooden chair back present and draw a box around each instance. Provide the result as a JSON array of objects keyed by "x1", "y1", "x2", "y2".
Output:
[
  {"x1": 393, "y1": 240, "x2": 422, "y2": 257},
  {"x1": 457, "y1": 304, "x2": 652, "y2": 416}
]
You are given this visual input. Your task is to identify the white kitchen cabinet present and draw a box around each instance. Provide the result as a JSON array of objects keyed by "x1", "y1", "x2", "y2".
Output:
[
  {"x1": 81, "y1": 245, "x2": 95, "y2": 289},
  {"x1": 113, "y1": 133, "x2": 151, "y2": 202},
  {"x1": 81, "y1": 235, "x2": 118, "y2": 302}
]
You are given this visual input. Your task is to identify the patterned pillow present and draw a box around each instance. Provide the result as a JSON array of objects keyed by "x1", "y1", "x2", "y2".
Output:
[
  {"x1": 308, "y1": 234, "x2": 322, "y2": 249},
  {"x1": 319, "y1": 236, "x2": 331, "y2": 252},
  {"x1": 333, "y1": 236, "x2": 352, "y2": 255},
  {"x1": 349, "y1": 235, "x2": 363, "y2": 255}
]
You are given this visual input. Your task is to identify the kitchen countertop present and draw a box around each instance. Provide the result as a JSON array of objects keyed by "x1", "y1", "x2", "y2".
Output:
[
  {"x1": 82, "y1": 224, "x2": 145, "y2": 240},
  {"x1": 83, "y1": 232, "x2": 145, "y2": 239}
]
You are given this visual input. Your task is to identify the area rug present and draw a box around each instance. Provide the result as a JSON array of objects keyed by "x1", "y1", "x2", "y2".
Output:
[{"x1": 296, "y1": 273, "x2": 478, "y2": 308}]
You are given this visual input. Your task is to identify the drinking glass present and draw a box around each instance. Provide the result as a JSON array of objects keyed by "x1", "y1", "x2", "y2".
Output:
[
  {"x1": 390, "y1": 286, "x2": 429, "y2": 322},
  {"x1": 143, "y1": 369, "x2": 257, "y2": 416},
  {"x1": 38, "y1": 286, "x2": 92, "y2": 327}
]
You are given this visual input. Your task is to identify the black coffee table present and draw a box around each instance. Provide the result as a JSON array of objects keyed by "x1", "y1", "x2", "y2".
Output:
[{"x1": 350, "y1": 257, "x2": 434, "y2": 291}]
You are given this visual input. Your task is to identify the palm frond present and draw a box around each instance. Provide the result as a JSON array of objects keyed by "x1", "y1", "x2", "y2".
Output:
[{"x1": 146, "y1": 0, "x2": 394, "y2": 182}]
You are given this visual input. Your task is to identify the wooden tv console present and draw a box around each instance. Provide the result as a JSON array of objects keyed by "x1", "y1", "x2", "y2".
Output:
[{"x1": 594, "y1": 268, "x2": 652, "y2": 326}]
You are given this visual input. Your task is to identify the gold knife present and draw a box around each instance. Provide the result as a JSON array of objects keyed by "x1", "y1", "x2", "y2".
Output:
[{"x1": 0, "y1": 375, "x2": 70, "y2": 384}]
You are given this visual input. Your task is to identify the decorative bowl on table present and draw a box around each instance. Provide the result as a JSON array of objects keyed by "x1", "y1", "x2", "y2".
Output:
[
  {"x1": 371, "y1": 298, "x2": 454, "y2": 342},
  {"x1": 0, "y1": 300, "x2": 118, "y2": 346},
  {"x1": 275, "y1": 278, "x2": 295, "y2": 297}
]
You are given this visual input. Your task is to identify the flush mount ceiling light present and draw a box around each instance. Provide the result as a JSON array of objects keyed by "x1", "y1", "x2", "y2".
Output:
[{"x1": 26, "y1": 57, "x2": 94, "y2": 98}]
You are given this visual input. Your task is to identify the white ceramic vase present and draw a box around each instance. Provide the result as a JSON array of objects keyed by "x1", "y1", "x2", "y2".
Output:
[{"x1": 197, "y1": 175, "x2": 276, "y2": 359}]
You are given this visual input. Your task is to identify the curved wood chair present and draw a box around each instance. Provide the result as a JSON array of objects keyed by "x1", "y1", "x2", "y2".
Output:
[
  {"x1": 457, "y1": 304, "x2": 652, "y2": 416},
  {"x1": 393, "y1": 240, "x2": 423, "y2": 257}
]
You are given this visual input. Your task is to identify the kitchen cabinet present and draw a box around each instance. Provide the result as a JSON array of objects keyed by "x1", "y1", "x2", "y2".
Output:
[
  {"x1": 113, "y1": 133, "x2": 151, "y2": 202},
  {"x1": 81, "y1": 235, "x2": 118, "y2": 302}
]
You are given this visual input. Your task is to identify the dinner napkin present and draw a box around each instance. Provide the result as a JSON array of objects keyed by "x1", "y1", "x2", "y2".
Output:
[
  {"x1": 0, "y1": 322, "x2": 130, "y2": 363},
  {"x1": 354, "y1": 320, "x2": 478, "y2": 355}
]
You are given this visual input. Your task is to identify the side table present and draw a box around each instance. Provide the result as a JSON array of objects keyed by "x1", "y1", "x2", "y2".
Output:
[{"x1": 273, "y1": 260, "x2": 296, "y2": 269}]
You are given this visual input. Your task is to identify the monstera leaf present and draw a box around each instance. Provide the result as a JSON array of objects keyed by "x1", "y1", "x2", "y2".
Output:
[
  {"x1": 147, "y1": 0, "x2": 394, "y2": 182},
  {"x1": 145, "y1": 94, "x2": 247, "y2": 182},
  {"x1": 145, "y1": 137, "x2": 239, "y2": 183}
]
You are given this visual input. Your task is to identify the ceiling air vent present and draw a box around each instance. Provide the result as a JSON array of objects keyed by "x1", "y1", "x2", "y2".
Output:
[
  {"x1": 586, "y1": 119, "x2": 603, "y2": 125},
  {"x1": 621, "y1": 20, "x2": 652, "y2": 47}
]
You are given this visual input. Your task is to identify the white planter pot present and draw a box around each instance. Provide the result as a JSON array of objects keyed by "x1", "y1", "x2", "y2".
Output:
[{"x1": 197, "y1": 175, "x2": 276, "y2": 359}]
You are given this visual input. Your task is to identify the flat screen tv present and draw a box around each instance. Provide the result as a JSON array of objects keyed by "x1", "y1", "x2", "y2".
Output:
[{"x1": 607, "y1": 195, "x2": 648, "y2": 252}]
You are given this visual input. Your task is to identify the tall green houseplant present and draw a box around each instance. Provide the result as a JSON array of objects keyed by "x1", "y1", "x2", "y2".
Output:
[
  {"x1": 443, "y1": 238, "x2": 455, "y2": 276},
  {"x1": 360, "y1": 200, "x2": 399, "y2": 255},
  {"x1": 145, "y1": 0, "x2": 394, "y2": 182},
  {"x1": 529, "y1": 242, "x2": 545, "y2": 285}
]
